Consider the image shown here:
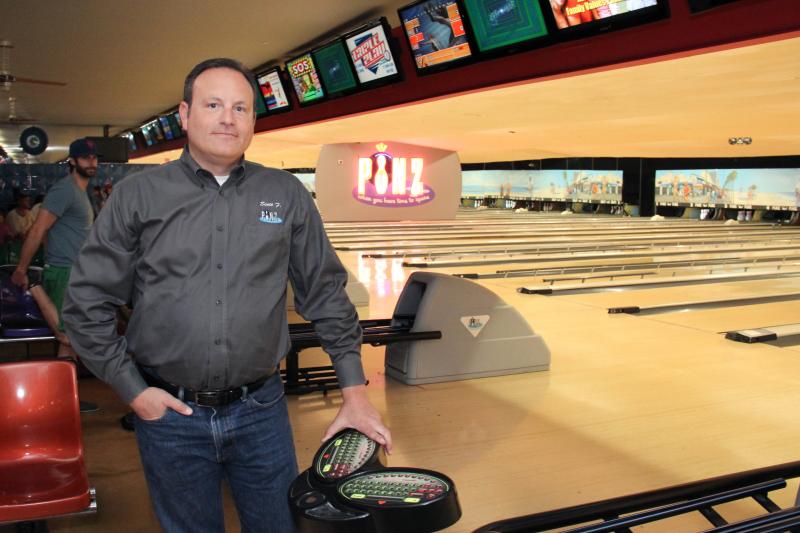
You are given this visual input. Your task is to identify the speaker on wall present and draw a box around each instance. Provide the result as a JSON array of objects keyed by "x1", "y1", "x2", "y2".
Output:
[{"x1": 85, "y1": 136, "x2": 128, "y2": 163}]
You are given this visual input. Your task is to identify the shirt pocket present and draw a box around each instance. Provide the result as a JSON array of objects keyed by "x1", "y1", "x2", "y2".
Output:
[{"x1": 244, "y1": 223, "x2": 289, "y2": 287}]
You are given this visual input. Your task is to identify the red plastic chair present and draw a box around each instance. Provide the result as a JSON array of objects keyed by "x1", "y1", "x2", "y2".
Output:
[{"x1": 0, "y1": 360, "x2": 96, "y2": 527}]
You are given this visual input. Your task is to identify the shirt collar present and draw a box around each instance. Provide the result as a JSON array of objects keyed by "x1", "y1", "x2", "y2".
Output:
[{"x1": 179, "y1": 147, "x2": 247, "y2": 188}]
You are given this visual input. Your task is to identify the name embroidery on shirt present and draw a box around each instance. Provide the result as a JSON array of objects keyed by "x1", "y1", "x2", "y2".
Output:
[{"x1": 258, "y1": 201, "x2": 284, "y2": 224}]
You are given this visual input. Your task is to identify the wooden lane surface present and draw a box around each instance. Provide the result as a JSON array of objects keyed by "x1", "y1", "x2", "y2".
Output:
[
  {"x1": 330, "y1": 226, "x2": 794, "y2": 248},
  {"x1": 547, "y1": 276, "x2": 800, "y2": 311},
  {"x1": 408, "y1": 248, "x2": 800, "y2": 276},
  {"x1": 284, "y1": 268, "x2": 800, "y2": 532},
  {"x1": 323, "y1": 234, "x2": 800, "y2": 531},
  {"x1": 646, "y1": 300, "x2": 800, "y2": 334}
]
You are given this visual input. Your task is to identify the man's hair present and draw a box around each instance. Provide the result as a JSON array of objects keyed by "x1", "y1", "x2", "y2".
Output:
[{"x1": 183, "y1": 58, "x2": 259, "y2": 115}]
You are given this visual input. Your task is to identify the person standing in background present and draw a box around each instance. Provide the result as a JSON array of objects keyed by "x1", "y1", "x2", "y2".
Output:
[{"x1": 12, "y1": 138, "x2": 98, "y2": 412}]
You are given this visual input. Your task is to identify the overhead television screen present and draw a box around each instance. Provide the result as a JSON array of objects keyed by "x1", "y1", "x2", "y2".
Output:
[
  {"x1": 462, "y1": 0, "x2": 549, "y2": 54},
  {"x1": 286, "y1": 54, "x2": 325, "y2": 105},
  {"x1": 167, "y1": 113, "x2": 183, "y2": 138},
  {"x1": 141, "y1": 120, "x2": 163, "y2": 147},
  {"x1": 149, "y1": 120, "x2": 164, "y2": 143},
  {"x1": 172, "y1": 111, "x2": 183, "y2": 132},
  {"x1": 312, "y1": 40, "x2": 358, "y2": 97},
  {"x1": 253, "y1": 84, "x2": 268, "y2": 117},
  {"x1": 158, "y1": 116, "x2": 175, "y2": 140},
  {"x1": 257, "y1": 68, "x2": 291, "y2": 112},
  {"x1": 123, "y1": 132, "x2": 137, "y2": 152},
  {"x1": 547, "y1": 0, "x2": 667, "y2": 33},
  {"x1": 399, "y1": 0, "x2": 474, "y2": 73},
  {"x1": 344, "y1": 19, "x2": 401, "y2": 87}
]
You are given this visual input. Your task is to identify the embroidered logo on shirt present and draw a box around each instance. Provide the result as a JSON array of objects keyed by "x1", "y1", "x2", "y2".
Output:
[{"x1": 258, "y1": 201, "x2": 284, "y2": 224}]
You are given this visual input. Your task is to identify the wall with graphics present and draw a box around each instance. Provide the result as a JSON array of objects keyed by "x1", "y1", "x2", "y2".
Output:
[{"x1": 315, "y1": 142, "x2": 461, "y2": 221}]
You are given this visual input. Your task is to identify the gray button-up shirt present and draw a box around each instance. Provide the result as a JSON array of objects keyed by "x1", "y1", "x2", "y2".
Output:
[{"x1": 63, "y1": 148, "x2": 364, "y2": 404}]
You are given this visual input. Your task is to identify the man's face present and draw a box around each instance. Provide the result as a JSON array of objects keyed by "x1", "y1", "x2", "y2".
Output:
[
  {"x1": 72, "y1": 155, "x2": 98, "y2": 179},
  {"x1": 179, "y1": 68, "x2": 256, "y2": 168}
]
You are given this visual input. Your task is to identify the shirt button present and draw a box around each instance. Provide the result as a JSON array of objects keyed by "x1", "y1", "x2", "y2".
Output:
[
  {"x1": 216, "y1": 225, "x2": 223, "y2": 231},
  {"x1": 216, "y1": 263, "x2": 223, "y2": 269},
  {"x1": 214, "y1": 338, "x2": 221, "y2": 345},
  {"x1": 216, "y1": 299, "x2": 222, "y2": 305}
]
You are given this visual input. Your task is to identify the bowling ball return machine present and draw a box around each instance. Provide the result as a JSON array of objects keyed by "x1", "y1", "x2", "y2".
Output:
[
  {"x1": 283, "y1": 272, "x2": 550, "y2": 393},
  {"x1": 289, "y1": 429, "x2": 461, "y2": 532}
]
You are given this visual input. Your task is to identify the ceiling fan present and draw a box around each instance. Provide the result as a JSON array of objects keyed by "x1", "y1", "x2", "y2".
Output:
[{"x1": 0, "y1": 40, "x2": 67, "y2": 90}]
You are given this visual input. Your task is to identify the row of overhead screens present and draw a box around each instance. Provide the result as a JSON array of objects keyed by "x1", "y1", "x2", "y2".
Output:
[{"x1": 122, "y1": 0, "x2": 745, "y2": 153}]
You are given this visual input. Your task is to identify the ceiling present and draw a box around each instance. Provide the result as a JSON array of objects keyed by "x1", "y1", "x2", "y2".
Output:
[{"x1": 1, "y1": 1, "x2": 799, "y2": 167}]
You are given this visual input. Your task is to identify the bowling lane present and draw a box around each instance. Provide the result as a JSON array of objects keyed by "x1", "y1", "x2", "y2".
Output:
[
  {"x1": 332, "y1": 230, "x2": 800, "y2": 532},
  {"x1": 413, "y1": 249, "x2": 800, "y2": 277},
  {"x1": 645, "y1": 300, "x2": 800, "y2": 333},
  {"x1": 557, "y1": 276, "x2": 800, "y2": 311}
]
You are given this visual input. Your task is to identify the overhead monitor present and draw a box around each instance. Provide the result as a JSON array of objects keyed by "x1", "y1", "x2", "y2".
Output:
[
  {"x1": 123, "y1": 132, "x2": 138, "y2": 152},
  {"x1": 312, "y1": 39, "x2": 359, "y2": 97},
  {"x1": 344, "y1": 18, "x2": 401, "y2": 88},
  {"x1": 398, "y1": 0, "x2": 475, "y2": 74},
  {"x1": 545, "y1": 0, "x2": 669, "y2": 36},
  {"x1": 461, "y1": 0, "x2": 550, "y2": 55},
  {"x1": 172, "y1": 111, "x2": 183, "y2": 132},
  {"x1": 158, "y1": 116, "x2": 175, "y2": 140},
  {"x1": 286, "y1": 53, "x2": 326, "y2": 105},
  {"x1": 257, "y1": 68, "x2": 291, "y2": 113},
  {"x1": 254, "y1": 83, "x2": 268, "y2": 117},
  {"x1": 167, "y1": 113, "x2": 183, "y2": 138},
  {"x1": 140, "y1": 120, "x2": 164, "y2": 147}
]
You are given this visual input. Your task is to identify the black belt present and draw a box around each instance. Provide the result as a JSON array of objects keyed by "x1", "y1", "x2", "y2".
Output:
[{"x1": 138, "y1": 366, "x2": 274, "y2": 407}]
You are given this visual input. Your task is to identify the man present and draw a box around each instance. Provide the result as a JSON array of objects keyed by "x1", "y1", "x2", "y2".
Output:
[
  {"x1": 12, "y1": 139, "x2": 96, "y2": 345},
  {"x1": 63, "y1": 58, "x2": 392, "y2": 533},
  {"x1": 12, "y1": 139, "x2": 98, "y2": 412},
  {"x1": 7, "y1": 190, "x2": 36, "y2": 238}
]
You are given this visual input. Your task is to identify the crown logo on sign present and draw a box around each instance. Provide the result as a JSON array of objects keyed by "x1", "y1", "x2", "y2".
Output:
[{"x1": 375, "y1": 142, "x2": 388, "y2": 153}]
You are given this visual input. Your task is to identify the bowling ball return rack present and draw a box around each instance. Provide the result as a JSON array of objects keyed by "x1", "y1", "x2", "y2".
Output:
[
  {"x1": 475, "y1": 459, "x2": 800, "y2": 532},
  {"x1": 282, "y1": 318, "x2": 441, "y2": 395}
]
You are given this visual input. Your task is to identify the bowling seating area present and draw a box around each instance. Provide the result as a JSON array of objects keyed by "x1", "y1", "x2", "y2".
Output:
[{"x1": 0, "y1": 360, "x2": 97, "y2": 531}]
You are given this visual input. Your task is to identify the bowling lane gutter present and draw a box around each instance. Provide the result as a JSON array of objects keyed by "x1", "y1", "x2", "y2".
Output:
[
  {"x1": 403, "y1": 243, "x2": 800, "y2": 268},
  {"x1": 334, "y1": 230, "x2": 800, "y2": 252},
  {"x1": 518, "y1": 269, "x2": 800, "y2": 295},
  {"x1": 608, "y1": 292, "x2": 800, "y2": 315},
  {"x1": 330, "y1": 226, "x2": 799, "y2": 246},
  {"x1": 463, "y1": 259, "x2": 800, "y2": 281},
  {"x1": 359, "y1": 236, "x2": 800, "y2": 259}
]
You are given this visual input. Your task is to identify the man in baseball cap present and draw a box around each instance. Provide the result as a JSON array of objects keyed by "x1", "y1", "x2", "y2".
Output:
[
  {"x1": 12, "y1": 137, "x2": 98, "y2": 411},
  {"x1": 68, "y1": 137, "x2": 99, "y2": 162}
]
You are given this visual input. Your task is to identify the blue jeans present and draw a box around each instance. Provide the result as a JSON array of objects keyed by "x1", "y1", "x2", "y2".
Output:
[{"x1": 134, "y1": 372, "x2": 298, "y2": 533}]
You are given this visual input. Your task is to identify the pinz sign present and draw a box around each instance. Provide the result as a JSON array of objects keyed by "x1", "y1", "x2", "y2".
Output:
[{"x1": 353, "y1": 143, "x2": 435, "y2": 207}]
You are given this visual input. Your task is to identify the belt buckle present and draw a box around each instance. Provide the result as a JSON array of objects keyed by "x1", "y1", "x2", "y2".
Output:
[{"x1": 194, "y1": 391, "x2": 221, "y2": 407}]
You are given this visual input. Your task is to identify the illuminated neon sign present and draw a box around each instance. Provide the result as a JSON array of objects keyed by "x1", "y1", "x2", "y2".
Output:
[{"x1": 353, "y1": 143, "x2": 435, "y2": 207}]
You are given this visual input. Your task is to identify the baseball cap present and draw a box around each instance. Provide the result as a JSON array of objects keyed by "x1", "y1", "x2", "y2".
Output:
[{"x1": 69, "y1": 138, "x2": 98, "y2": 159}]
